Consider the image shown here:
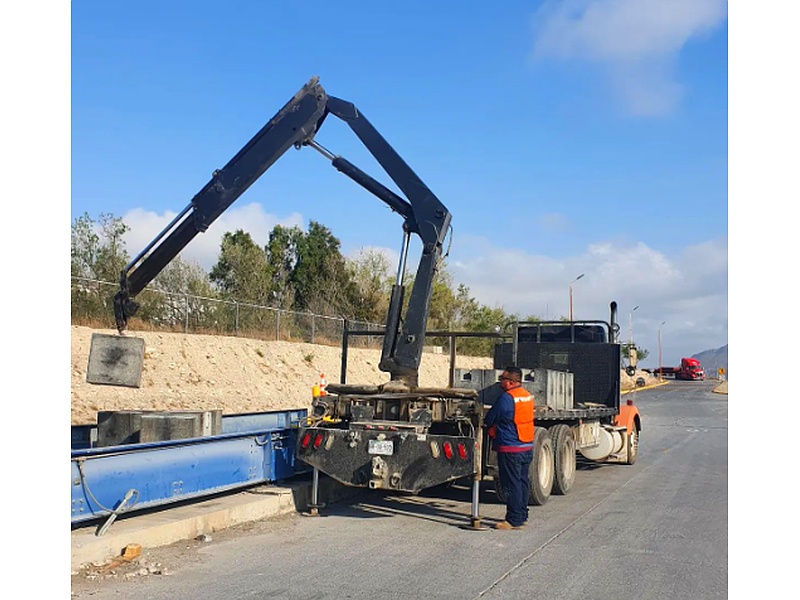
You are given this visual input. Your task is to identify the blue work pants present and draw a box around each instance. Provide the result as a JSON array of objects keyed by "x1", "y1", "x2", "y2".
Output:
[{"x1": 497, "y1": 450, "x2": 533, "y2": 526}]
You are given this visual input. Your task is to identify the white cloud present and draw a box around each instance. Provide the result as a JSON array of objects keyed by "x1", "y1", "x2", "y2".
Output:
[
  {"x1": 449, "y1": 234, "x2": 727, "y2": 366},
  {"x1": 122, "y1": 203, "x2": 304, "y2": 271},
  {"x1": 530, "y1": 0, "x2": 728, "y2": 115}
]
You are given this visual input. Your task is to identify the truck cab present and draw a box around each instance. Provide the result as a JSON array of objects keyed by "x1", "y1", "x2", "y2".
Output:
[
  {"x1": 470, "y1": 306, "x2": 640, "y2": 505},
  {"x1": 679, "y1": 358, "x2": 705, "y2": 380}
]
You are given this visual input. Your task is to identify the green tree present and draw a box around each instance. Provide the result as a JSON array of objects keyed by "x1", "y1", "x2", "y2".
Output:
[
  {"x1": 450, "y1": 284, "x2": 512, "y2": 356},
  {"x1": 427, "y1": 263, "x2": 460, "y2": 331},
  {"x1": 137, "y1": 257, "x2": 219, "y2": 332},
  {"x1": 71, "y1": 212, "x2": 131, "y2": 325},
  {"x1": 71, "y1": 213, "x2": 99, "y2": 279},
  {"x1": 71, "y1": 212, "x2": 130, "y2": 281},
  {"x1": 621, "y1": 343, "x2": 649, "y2": 364},
  {"x1": 210, "y1": 230, "x2": 274, "y2": 335},
  {"x1": 346, "y1": 248, "x2": 392, "y2": 323},
  {"x1": 291, "y1": 221, "x2": 357, "y2": 316},
  {"x1": 210, "y1": 230, "x2": 272, "y2": 304},
  {"x1": 265, "y1": 225, "x2": 303, "y2": 309}
]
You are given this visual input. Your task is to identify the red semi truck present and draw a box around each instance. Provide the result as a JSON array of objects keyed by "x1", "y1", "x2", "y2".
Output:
[{"x1": 649, "y1": 358, "x2": 705, "y2": 380}]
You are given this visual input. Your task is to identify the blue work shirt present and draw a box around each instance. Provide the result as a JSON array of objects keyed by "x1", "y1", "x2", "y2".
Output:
[{"x1": 484, "y1": 390, "x2": 534, "y2": 452}]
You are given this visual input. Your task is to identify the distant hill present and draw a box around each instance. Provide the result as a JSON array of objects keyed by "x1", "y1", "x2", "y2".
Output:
[{"x1": 692, "y1": 345, "x2": 728, "y2": 378}]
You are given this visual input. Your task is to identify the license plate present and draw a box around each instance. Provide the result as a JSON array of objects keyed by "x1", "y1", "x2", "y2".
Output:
[{"x1": 368, "y1": 440, "x2": 394, "y2": 456}]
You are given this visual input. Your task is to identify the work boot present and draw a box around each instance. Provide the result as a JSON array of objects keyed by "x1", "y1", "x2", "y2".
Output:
[{"x1": 494, "y1": 521, "x2": 522, "y2": 530}]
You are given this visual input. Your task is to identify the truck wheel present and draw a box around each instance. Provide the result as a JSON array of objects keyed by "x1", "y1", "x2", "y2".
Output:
[
  {"x1": 625, "y1": 425, "x2": 640, "y2": 465},
  {"x1": 529, "y1": 427, "x2": 554, "y2": 506},
  {"x1": 550, "y1": 424, "x2": 576, "y2": 495}
]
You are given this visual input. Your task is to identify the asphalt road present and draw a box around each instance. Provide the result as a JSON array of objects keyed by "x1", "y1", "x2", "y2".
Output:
[{"x1": 72, "y1": 380, "x2": 728, "y2": 599}]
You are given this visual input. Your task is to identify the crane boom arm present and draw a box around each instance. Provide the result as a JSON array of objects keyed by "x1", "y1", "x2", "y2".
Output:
[{"x1": 113, "y1": 77, "x2": 451, "y2": 385}]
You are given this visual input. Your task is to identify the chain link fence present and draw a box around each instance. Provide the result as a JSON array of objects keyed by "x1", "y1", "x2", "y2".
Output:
[{"x1": 71, "y1": 277, "x2": 385, "y2": 349}]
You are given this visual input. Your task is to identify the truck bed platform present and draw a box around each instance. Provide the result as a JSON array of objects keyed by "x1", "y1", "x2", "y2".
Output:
[{"x1": 535, "y1": 405, "x2": 618, "y2": 420}]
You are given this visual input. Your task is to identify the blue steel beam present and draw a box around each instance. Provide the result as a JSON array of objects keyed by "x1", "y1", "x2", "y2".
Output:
[{"x1": 71, "y1": 409, "x2": 308, "y2": 524}]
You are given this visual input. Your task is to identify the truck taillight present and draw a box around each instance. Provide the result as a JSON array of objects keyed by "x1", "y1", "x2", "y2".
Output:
[
  {"x1": 457, "y1": 443, "x2": 467, "y2": 460},
  {"x1": 443, "y1": 442, "x2": 454, "y2": 459},
  {"x1": 313, "y1": 433, "x2": 324, "y2": 449},
  {"x1": 301, "y1": 432, "x2": 312, "y2": 449}
]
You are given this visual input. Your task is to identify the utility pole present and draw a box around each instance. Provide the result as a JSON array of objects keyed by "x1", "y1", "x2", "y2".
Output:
[
  {"x1": 569, "y1": 273, "x2": 585, "y2": 321},
  {"x1": 628, "y1": 305, "x2": 639, "y2": 345},
  {"x1": 628, "y1": 305, "x2": 639, "y2": 369},
  {"x1": 658, "y1": 321, "x2": 666, "y2": 382}
]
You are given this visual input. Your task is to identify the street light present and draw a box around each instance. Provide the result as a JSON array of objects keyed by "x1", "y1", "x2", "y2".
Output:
[
  {"x1": 626, "y1": 305, "x2": 640, "y2": 372},
  {"x1": 657, "y1": 321, "x2": 666, "y2": 382},
  {"x1": 569, "y1": 273, "x2": 585, "y2": 321},
  {"x1": 628, "y1": 305, "x2": 639, "y2": 345}
]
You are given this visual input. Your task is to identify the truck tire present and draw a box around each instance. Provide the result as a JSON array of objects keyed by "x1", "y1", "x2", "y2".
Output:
[
  {"x1": 625, "y1": 424, "x2": 640, "y2": 465},
  {"x1": 550, "y1": 424, "x2": 576, "y2": 495},
  {"x1": 529, "y1": 427, "x2": 554, "y2": 506}
]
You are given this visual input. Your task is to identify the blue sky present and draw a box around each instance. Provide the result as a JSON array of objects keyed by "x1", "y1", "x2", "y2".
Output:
[{"x1": 69, "y1": 0, "x2": 729, "y2": 368}]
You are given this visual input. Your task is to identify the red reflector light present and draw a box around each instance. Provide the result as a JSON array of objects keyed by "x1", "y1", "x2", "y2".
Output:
[
  {"x1": 313, "y1": 434, "x2": 324, "y2": 449},
  {"x1": 457, "y1": 443, "x2": 467, "y2": 460},
  {"x1": 301, "y1": 433, "x2": 312, "y2": 449},
  {"x1": 443, "y1": 442, "x2": 453, "y2": 459},
  {"x1": 626, "y1": 398, "x2": 634, "y2": 406}
]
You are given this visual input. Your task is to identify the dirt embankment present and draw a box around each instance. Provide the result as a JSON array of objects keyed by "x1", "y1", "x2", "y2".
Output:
[
  {"x1": 620, "y1": 370, "x2": 660, "y2": 391},
  {"x1": 71, "y1": 326, "x2": 493, "y2": 425},
  {"x1": 72, "y1": 326, "x2": 720, "y2": 425}
]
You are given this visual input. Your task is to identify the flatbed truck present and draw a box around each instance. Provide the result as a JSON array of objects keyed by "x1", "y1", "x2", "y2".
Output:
[{"x1": 297, "y1": 302, "x2": 642, "y2": 527}]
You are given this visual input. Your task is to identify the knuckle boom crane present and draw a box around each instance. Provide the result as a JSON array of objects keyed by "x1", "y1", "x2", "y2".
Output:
[
  {"x1": 96, "y1": 79, "x2": 639, "y2": 529},
  {"x1": 108, "y1": 77, "x2": 487, "y2": 523},
  {"x1": 112, "y1": 77, "x2": 452, "y2": 387}
]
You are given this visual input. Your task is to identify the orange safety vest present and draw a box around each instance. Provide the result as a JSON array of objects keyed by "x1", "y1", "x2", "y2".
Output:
[{"x1": 508, "y1": 386, "x2": 535, "y2": 443}]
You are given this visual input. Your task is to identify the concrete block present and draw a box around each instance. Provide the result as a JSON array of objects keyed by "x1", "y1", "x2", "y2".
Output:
[
  {"x1": 97, "y1": 410, "x2": 223, "y2": 447},
  {"x1": 140, "y1": 413, "x2": 201, "y2": 442},
  {"x1": 524, "y1": 368, "x2": 574, "y2": 410},
  {"x1": 454, "y1": 369, "x2": 507, "y2": 405},
  {"x1": 453, "y1": 368, "x2": 488, "y2": 391},
  {"x1": 453, "y1": 368, "x2": 573, "y2": 410},
  {"x1": 97, "y1": 411, "x2": 146, "y2": 447},
  {"x1": 140, "y1": 410, "x2": 222, "y2": 442},
  {"x1": 86, "y1": 333, "x2": 145, "y2": 388}
]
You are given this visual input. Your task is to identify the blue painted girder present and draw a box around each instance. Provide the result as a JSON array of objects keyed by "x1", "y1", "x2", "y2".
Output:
[{"x1": 71, "y1": 409, "x2": 308, "y2": 524}]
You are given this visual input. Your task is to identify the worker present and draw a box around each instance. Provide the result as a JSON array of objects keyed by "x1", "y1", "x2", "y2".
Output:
[{"x1": 484, "y1": 365, "x2": 535, "y2": 530}]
